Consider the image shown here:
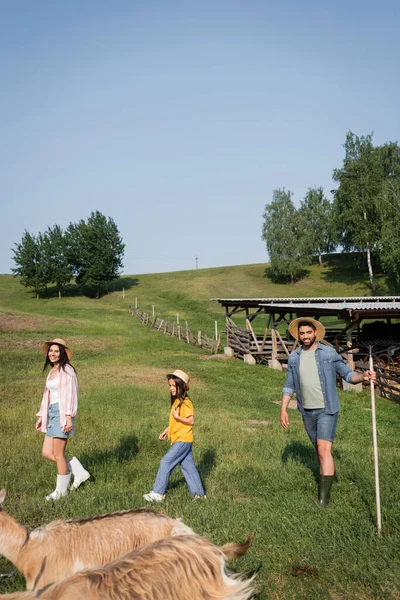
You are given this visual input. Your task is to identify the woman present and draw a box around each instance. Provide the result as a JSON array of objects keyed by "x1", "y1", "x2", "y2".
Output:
[
  {"x1": 36, "y1": 338, "x2": 90, "y2": 501},
  {"x1": 143, "y1": 369, "x2": 205, "y2": 502}
]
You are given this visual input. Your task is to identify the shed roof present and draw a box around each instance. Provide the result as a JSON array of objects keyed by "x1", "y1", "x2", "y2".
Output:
[{"x1": 214, "y1": 296, "x2": 400, "y2": 305}]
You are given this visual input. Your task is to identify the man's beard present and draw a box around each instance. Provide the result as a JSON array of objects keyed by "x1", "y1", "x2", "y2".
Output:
[{"x1": 301, "y1": 336, "x2": 316, "y2": 348}]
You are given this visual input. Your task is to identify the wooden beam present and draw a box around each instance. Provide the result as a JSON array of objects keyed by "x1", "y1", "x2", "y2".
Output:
[{"x1": 246, "y1": 318, "x2": 260, "y2": 351}]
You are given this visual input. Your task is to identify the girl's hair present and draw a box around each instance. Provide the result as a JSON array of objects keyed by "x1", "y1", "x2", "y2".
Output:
[
  {"x1": 43, "y1": 343, "x2": 76, "y2": 373},
  {"x1": 168, "y1": 375, "x2": 188, "y2": 411}
]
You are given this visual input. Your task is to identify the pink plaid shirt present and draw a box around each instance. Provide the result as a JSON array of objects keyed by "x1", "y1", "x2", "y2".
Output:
[{"x1": 36, "y1": 364, "x2": 78, "y2": 432}]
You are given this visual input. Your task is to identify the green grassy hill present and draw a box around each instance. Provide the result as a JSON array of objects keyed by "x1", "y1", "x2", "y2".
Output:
[{"x1": 0, "y1": 257, "x2": 399, "y2": 599}]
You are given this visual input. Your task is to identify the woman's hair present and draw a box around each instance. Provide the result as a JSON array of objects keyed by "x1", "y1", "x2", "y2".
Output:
[
  {"x1": 43, "y1": 343, "x2": 75, "y2": 373},
  {"x1": 169, "y1": 375, "x2": 188, "y2": 410}
]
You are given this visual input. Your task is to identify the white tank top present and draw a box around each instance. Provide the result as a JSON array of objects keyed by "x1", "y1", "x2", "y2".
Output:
[{"x1": 47, "y1": 375, "x2": 60, "y2": 405}]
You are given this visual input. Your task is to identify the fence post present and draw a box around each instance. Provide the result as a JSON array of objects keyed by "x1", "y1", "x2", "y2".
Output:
[
  {"x1": 152, "y1": 305, "x2": 155, "y2": 317},
  {"x1": 198, "y1": 330, "x2": 202, "y2": 347},
  {"x1": 186, "y1": 321, "x2": 190, "y2": 344},
  {"x1": 215, "y1": 320, "x2": 218, "y2": 340},
  {"x1": 177, "y1": 313, "x2": 179, "y2": 324},
  {"x1": 135, "y1": 297, "x2": 138, "y2": 309},
  {"x1": 123, "y1": 288, "x2": 125, "y2": 299}
]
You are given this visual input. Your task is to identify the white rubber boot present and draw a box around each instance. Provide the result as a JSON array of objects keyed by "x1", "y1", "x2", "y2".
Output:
[
  {"x1": 45, "y1": 474, "x2": 71, "y2": 501},
  {"x1": 69, "y1": 456, "x2": 90, "y2": 489}
]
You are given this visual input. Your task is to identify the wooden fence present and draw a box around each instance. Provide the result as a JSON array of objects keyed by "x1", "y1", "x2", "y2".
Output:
[
  {"x1": 375, "y1": 365, "x2": 400, "y2": 403},
  {"x1": 225, "y1": 317, "x2": 295, "y2": 364},
  {"x1": 129, "y1": 306, "x2": 220, "y2": 354}
]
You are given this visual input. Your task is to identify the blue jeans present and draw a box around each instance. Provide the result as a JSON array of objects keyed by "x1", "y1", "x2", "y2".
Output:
[
  {"x1": 153, "y1": 442, "x2": 205, "y2": 497},
  {"x1": 302, "y1": 408, "x2": 339, "y2": 443}
]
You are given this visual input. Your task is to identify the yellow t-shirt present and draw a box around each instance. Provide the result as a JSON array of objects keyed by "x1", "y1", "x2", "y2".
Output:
[{"x1": 168, "y1": 397, "x2": 194, "y2": 444}]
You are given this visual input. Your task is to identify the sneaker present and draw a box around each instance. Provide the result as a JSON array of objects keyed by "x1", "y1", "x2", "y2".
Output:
[
  {"x1": 193, "y1": 494, "x2": 207, "y2": 500},
  {"x1": 143, "y1": 491, "x2": 164, "y2": 502}
]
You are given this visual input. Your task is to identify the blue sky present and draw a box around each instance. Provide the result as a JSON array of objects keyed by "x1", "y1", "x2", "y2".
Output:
[{"x1": 1, "y1": 0, "x2": 399, "y2": 275}]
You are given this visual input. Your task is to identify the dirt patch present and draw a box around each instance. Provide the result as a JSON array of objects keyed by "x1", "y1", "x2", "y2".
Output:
[
  {"x1": 247, "y1": 419, "x2": 270, "y2": 426},
  {"x1": 0, "y1": 312, "x2": 85, "y2": 332},
  {"x1": 273, "y1": 400, "x2": 297, "y2": 410},
  {"x1": 0, "y1": 313, "x2": 47, "y2": 332},
  {"x1": 199, "y1": 354, "x2": 231, "y2": 360},
  {"x1": 80, "y1": 365, "x2": 178, "y2": 388}
]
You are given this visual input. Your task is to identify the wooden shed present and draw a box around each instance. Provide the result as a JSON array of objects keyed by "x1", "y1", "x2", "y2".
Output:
[{"x1": 214, "y1": 296, "x2": 400, "y2": 399}]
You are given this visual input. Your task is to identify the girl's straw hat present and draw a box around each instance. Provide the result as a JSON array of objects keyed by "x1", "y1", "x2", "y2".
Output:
[
  {"x1": 288, "y1": 317, "x2": 325, "y2": 342},
  {"x1": 167, "y1": 369, "x2": 190, "y2": 390},
  {"x1": 41, "y1": 338, "x2": 72, "y2": 361}
]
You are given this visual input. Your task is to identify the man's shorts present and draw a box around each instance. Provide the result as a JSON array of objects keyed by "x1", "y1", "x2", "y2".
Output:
[{"x1": 302, "y1": 408, "x2": 338, "y2": 444}]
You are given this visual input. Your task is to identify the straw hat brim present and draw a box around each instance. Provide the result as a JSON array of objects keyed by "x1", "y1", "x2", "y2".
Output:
[
  {"x1": 167, "y1": 369, "x2": 190, "y2": 390},
  {"x1": 288, "y1": 318, "x2": 325, "y2": 342},
  {"x1": 41, "y1": 338, "x2": 72, "y2": 361}
]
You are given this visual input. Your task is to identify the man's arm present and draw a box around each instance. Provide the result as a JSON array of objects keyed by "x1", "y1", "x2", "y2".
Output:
[
  {"x1": 333, "y1": 351, "x2": 376, "y2": 384},
  {"x1": 280, "y1": 395, "x2": 292, "y2": 430},
  {"x1": 280, "y1": 361, "x2": 295, "y2": 430},
  {"x1": 350, "y1": 370, "x2": 376, "y2": 384}
]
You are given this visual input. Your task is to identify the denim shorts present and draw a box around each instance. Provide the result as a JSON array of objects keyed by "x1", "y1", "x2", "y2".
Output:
[
  {"x1": 302, "y1": 408, "x2": 338, "y2": 443},
  {"x1": 46, "y1": 403, "x2": 74, "y2": 439}
]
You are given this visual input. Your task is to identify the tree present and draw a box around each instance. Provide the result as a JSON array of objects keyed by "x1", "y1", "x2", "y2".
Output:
[
  {"x1": 261, "y1": 189, "x2": 309, "y2": 283},
  {"x1": 299, "y1": 187, "x2": 336, "y2": 266},
  {"x1": 41, "y1": 225, "x2": 73, "y2": 297},
  {"x1": 67, "y1": 211, "x2": 125, "y2": 298},
  {"x1": 378, "y1": 178, "x2": 400, "y2": 287},
  {"x1": 332, "y1": 131, "x2": 383, "y2": 291},
  {"x1": 11, "y1": 231, "x2": 47, "y2": 297}
]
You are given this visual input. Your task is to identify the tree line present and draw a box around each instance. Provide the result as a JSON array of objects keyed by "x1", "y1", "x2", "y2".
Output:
[
  {"x1": 261, "y1": 131, "x2": 400, "y2": 291},
  {"x1": 12, "y1": 211, "x2": 125, "y2": 298}
]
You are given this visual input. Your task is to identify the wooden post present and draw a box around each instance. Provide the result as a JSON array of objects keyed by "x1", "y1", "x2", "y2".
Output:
[
  {"x1": 177, "y1": 313, "x2": 179, "y2": 324},
  {"x1": 215, "y1": 320, "x2": 218, "y2": 340},
  {"x1": 246, "y1": 318, "x2": 260, "y2": 351},
  {"x1": 260, "y1": 314, "x2": 271, "y2": 352},
  {"x1": 343, "y1": 321, "x2": 362, "y2": 391},
  {"x1": 178, "y1": 324, "x2": 181, "y2": 340},
  {"x1": 122, "y1": 288, "x2": 125, "y2": 299},
  {"x1": 186, "y1": 321, "x2": 190, "y2": 343},
  {"x1": 271, "y1": 326, "x2": 277, "y2": 360},
  {"x1": 198, "y1": 330, "x2": 202, "y2": 346},
  {"x1": 152, "y1": 305, "x2": 155, "y2": 317},
  {"x1": 135, "y1": 297, "x2": 138, "y2": 309}
]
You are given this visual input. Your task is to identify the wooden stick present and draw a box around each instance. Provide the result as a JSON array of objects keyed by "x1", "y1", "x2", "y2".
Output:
[{"x1": 369, "y1": 345, "x2": 382, "y2": 536}]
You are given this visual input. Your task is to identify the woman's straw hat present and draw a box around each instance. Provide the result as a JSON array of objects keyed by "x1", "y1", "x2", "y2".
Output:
[
  {"x1": 167, "y1": 369, "x2": 190, "y2": 390},
  {"x1": 41, "y1": 338, "x2": 72, "y2": 361},
  {"x1": 288, "y1": 317, "x2": 325, "y2": 342}
]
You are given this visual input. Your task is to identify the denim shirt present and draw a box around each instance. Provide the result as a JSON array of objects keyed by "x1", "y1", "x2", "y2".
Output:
[{"x1": 282, "y1": 343, "x2": 356, "y2": 415}]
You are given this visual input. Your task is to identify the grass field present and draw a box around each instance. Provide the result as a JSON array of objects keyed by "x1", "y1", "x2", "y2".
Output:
[{"x1": 0, "y1": 258, "x2": 399, "y2": 599}]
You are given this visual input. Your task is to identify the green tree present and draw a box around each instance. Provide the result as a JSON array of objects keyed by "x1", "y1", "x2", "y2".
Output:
[
  {"x1": 67, "y1": 211, "x2": 125, "y2": 298},
  {"x1": 299, "y1": 187, "x2": 336, "y2": 266},
  {"x1": 41, "y1": 225, "x2": 73, "y2": 297},
  {"x1": 332, "y1": 131, "x2": 383, "y2": 291},
  {"x1": 11, "y1": 231, "x2": 47, "y2": 297},
  {"x1": 261, "y1": 189, "x2": 309, "y2": 284}
]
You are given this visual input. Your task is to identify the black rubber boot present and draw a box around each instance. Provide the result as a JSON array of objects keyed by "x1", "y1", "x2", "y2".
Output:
[{"x1": 317, "y1": 475, "x2": 334, "y2": 508}]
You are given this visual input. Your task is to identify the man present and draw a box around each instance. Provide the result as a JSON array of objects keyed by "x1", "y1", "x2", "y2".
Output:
[{"x1": 280, "y1": 317, "x2": 376, "y2": 507}]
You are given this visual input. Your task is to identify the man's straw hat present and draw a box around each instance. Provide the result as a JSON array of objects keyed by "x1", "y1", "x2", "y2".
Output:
[
  {"x1": 288, "y1": 317, "x2": 325, "y2": 342},
  {"x1": 167, "y1": 369, "x2": 190, "y2": 390},
  {"x1": 41, "y1": 338, "x2": 72, "y2": 361}
]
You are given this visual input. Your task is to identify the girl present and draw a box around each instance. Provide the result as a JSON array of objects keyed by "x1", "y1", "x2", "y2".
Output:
[
  {"x1": 36, "y1": 338, "x2": 90, "y2": 501},
  {"x1": 143, "y1": 369, "x2": 205, "y2": 502}
]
